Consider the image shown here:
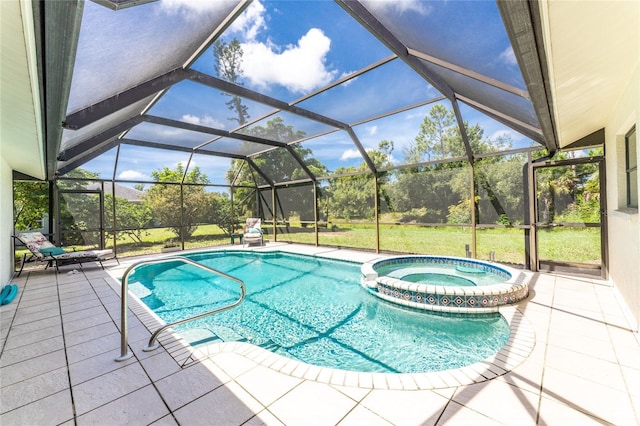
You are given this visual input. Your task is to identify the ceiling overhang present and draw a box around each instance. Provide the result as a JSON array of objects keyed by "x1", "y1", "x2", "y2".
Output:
[
  {"x1": 537, "y1": 0, "x2": 639, "y2": 149},
  {"x1": 39, "y1": 0, "x2": 84, "y2": 179},
  {"x1": 1, "y1": 0, "x2": 46, "y2": 180}
]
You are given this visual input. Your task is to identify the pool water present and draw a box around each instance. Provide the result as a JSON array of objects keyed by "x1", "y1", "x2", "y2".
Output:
[
  {"x1": 400, "y1": 272, "x2": 476, "y2": 286},
  {"x1": 129, "y1": 251, "x2": 510, "y2": 373},
  {"x1": 377, "y1": 262, "x2": 507, "y2": 286}
]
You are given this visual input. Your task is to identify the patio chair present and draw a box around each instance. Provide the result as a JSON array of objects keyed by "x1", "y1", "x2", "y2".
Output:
[
  {"x1": 13, "y1": 231, "x2": 118, "y2": 276},
  {"x1": 243, "y1": 218, "x2": 264, "y2": 247}
]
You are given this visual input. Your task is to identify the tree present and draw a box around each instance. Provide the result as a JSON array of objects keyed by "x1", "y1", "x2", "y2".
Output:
[
  {"x1": 214, "y1": 38, "x2": 249, "y2": 126},
  {"x1": 473, "y1": 152, "x2": 526, "y2": 225},
  {"x1": 395, "y1": 105, "x2": 470, "y2": 222},
  {"x1": 391, "y1": 163, "x2": 465, "y2": 223},
  {"x1": 214, "y1": 36, "x2": 258, "y2": 224},
  {"x1": 368, "y1": 140, "x2": 395, "y2": 171},
  {"x1": 56, "y1": 169, "x2": 102, "y2": 245},
  {"x1": 371, "y1": 140, "x2": 395, "y2": 213},
  {"x1": 405, "y1": 104, "x2": 457, "y2": 163},
  {"x1": 248, "y1": 117, "x2": 315, "y2": 180},
  {"x1": 535, "y1": 149, "x2": 602, "y2": 224},
  {"x1": 325, "y1": 141, "x2": 394, "y2": 220},
  {"x1": 204, "y1": 191, "x2": 234, "y2": 234},
  {"x1": 395, "y1": 104, "x2": 522, "y2": 225},
  {"x1": 326, "y1": 172, "x2": 375, "y2": 220},
  {"x1": 104, "y1": 195, "x2": 153, "y2": 244},
  {"x1": 145, "y1": 163, "x2": 209, "y2": 240},
  {"x1": 228, "y1": 117, "x2": 328, "y2": 223},
  {"x1": 214, "y1": 37, "x2": 330, "y2": 226},
  {"x1": 447, "y1": 198, "x2": 474, "y2": 224},
  {"x1": 13, "y1": 181, "x2": 49, "y2": 231}
]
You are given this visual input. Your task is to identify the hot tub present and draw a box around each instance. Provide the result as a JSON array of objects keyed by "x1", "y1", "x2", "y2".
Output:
[{"x1": 361, "y1": 256, "x2": 529, "y2": 313}]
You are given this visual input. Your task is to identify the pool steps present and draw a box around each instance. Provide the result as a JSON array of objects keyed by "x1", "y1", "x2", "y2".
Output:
[{"x1": 116, "y1": 256, "x2": 246, "y2": 362}]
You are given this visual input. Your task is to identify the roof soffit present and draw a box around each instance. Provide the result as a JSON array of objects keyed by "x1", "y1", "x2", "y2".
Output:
[{"x1": 540, "y1": 0, "x2": 639, "y2": 148}]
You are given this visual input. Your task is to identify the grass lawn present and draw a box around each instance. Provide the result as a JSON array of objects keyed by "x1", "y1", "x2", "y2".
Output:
[
  {"x1": 14, "y1": 223, "x2": 601, "y2": 269},
  {"x1": 274, "y1": 223, "x2": 601, "y2": 265},
  {"x1": 536, "y1": 226, "x2": 601, "y2": 265},
  {"x1": 112, "y1": 225, "x2": 231, "y2": 257}
]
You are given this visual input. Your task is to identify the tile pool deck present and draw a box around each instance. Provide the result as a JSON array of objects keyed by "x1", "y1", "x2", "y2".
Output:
[{"x1": 1, "y1": 243, "x2": 639, "y2": 425}]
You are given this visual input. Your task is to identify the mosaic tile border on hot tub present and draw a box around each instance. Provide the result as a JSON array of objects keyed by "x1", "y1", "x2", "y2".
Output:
[{"x1": 375, "y1": 279, "x2": 529, "y2": 313}]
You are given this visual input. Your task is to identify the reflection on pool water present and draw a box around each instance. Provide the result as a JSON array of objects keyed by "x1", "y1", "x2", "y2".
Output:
[{"x1": 128, "y1": 250, "x2": 510, "y2": 374}]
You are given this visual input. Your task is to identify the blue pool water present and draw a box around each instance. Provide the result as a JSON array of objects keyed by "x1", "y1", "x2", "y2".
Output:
[
  {"x1": 376, "y1": 262, "x2": 508, "y2": 286},
  {"x1": 128, "y1": 251, "x2": 510, "y2": 373}
]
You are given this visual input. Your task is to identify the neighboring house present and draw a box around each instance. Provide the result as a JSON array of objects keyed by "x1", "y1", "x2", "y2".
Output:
[{"x1": 86, "y1": 182, "x2": 144, "y2": 203}]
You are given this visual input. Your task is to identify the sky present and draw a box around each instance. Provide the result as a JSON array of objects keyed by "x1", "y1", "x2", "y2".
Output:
[{"x1": 73, "y1": 0, "x2": 540, "y2": 186}]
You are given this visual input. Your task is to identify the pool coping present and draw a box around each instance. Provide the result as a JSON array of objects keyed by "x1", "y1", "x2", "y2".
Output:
[{"x1": 107, "y1": 247, "x2": 536, "y2": 391}]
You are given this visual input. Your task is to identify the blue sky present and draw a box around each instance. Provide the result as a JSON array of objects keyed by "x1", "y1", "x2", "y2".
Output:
[{"x1": 75, "y1": 0, "x2": 539, "y2": 185}]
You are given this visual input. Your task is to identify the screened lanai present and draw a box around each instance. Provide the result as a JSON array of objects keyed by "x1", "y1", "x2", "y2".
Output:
[{"x1": 16, "y1": 0, "x2": 605, "y2": 275}]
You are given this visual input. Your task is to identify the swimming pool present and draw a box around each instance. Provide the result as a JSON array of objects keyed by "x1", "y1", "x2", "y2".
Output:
[{"x1": 128, "y1": 251, "x2": 511, "y2": 374}]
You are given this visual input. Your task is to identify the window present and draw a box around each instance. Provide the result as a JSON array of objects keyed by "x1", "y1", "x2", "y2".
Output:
[{"x1": 626, "y1": 126, "x2": 637, "y2": 208}]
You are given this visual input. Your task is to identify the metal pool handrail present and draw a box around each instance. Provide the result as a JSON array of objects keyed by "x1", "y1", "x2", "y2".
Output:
[{"x1": 115, "y1": 256, "x2": 246, "y2": 362}]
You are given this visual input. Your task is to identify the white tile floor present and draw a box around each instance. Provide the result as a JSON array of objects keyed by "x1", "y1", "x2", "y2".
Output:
[{"x1": 1, "y1": 243, "x2": 639, "y2": 425}]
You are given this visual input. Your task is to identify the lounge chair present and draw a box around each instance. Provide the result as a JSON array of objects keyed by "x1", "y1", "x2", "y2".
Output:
[
  {"x1": 13, "y1": 231, "x2": 118, "y2": 276},
  {"x1": 243, "y1": 218, "x2": 264, "y2": 247}
]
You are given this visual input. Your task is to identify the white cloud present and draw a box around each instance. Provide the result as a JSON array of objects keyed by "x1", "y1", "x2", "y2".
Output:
[
  {"x1": 487, "y1": 128, "x2": 526, "y2": 149},
  {"x1": 182, "y1": 114, "x2": 225, "y2": 129},
  {"x1": 363, "y1": 0, "x2": 432, "y2": 16},
  {"x1": 158, "y1": 127, "x2": 189, "y2": 137},
  {"x1": 499, "y1": 47, "x2": 517, "y2": 66},
  {"x1": 337, "y1": 72, "x2": 358, "y2": 87},
  {"x1": 241, "y1": 28, "x2": 337, "y2": 94},
  {"x1": 489, "y1": 129, "x2": 513, "y2": 140},
  {"x1": 340, "y1": 148, "x2": 362, "y2": 161},
  {"x1": 405, "y1": 111, "x2": 426, "y2": 120},
  {"x1": 367, "y1": 125, "x2": 378, "y2": 136},
  {"x1": 160, "y1": 0, "x2": 231, "y2": 15},
  {"x1": 174, "y1": 158, "x2": 192, "y2": 168},
  {"x1": 225, "y1": 1, "x2": 337, "y2": 94},
  {"x1": 229, "y1": 1, "x2": 266, "y2": 41},
  {"x1": 118, "y1": 170, "x2": 149, "y2": 180}
]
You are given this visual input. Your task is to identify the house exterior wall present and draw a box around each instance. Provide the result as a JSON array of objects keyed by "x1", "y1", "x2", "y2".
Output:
[
  {"x1": 606, "y1": 62, "x2": 640, "y2": 330},
  {"x1": 1, "y1": 156, "x2": 13, "y2": 285}
]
